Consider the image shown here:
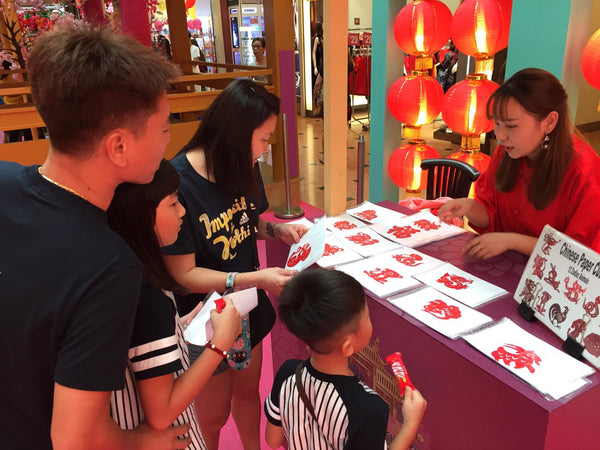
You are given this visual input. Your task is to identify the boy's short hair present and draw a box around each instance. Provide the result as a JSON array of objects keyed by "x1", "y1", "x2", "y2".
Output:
[
  {"x1": 28, "y1": 24, "x2": 180, "y2": 157},
  {"x1": 278, "y1": 268, "x2": 366, "y2": 354}
]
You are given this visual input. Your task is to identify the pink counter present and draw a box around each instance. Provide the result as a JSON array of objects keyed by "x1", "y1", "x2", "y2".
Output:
[{"x1": 262, "y1": 202, "x2": 600, "y2": 450}]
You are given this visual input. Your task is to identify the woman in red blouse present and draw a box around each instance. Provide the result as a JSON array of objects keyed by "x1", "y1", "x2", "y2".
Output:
[{"x1": 439, "y1": 68, "x2": 600, "y2": 259}]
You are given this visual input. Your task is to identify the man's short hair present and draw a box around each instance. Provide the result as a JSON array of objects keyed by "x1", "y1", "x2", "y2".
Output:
[
  {"x1": 28, "y1": 24, "x2": 180, "y2": 156},
  {"x1": 278, "y1": 268, "x2": 366, "y2": 354}
]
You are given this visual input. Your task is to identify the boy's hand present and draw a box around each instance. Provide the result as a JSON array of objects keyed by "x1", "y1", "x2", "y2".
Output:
[
  {"x1": 402, "y1": 386, "x2": 427, "y2": 428},
  {"x1": 210, "y1": 297, "x2": 241, "y2": 350}
]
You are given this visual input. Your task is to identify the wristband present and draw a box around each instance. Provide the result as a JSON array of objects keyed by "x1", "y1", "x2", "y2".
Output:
[
  {"x1": 206, "y1": 342, "x2": 228, "y2": 358},
  {"x1": 266, "y1": 221, "x2": 279, "y2": 238},
  {"x1": 225, "y1": 272, "x2": 238, "y2": 289}
]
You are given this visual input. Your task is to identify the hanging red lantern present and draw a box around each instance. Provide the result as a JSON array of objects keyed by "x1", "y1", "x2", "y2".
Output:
[
  {"x1": 448, "y1": 151, "x2": 491, "y2": 197},
  {"x1": 185, "y1": 0, "x2": 196, "y2": 10},
  {"x1": 442, "y1": 74, "x2": 499, "y2": 151},
  {"x1": 388, "y1": 73, "x2": 444, "y2": 138},
  {"x1": 388, "y1": 139, "x2": 440, "y2": 192},
  {"x1": 582, "y1": 28, "x2": 600, "y2": 91},
  {"x1": 451, "y1": 0, "x2": 512, "y2": 75},
  {"x1": 394, "y1": 0, "x2": 452, "y2": 56}
]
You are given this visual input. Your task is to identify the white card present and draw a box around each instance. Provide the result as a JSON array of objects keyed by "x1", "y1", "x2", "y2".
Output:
[
  {"x1": 414, "y1": 263, "x2": 508, "y2": 308},
  {"x1": 375, "y1": 246, "x2": 445, "y2": 277},
  {"x1": 346, "y1": 201, "x2": 406, "y2": 224},
  {"x1": 184, "y1": 287, "x2": 258, "y2": 345},
  {"x1": 389, "y1": 287, "x2": 493, "y2": 339},
  {"x1": 325, "y1": 214, "x2": 368, "y2": 232},
  {"x1": 336, "y1": 227, "x2": 400, "y2": 257},
  {"x1": 514, "y1": 225, "x2": 600, "y2": 368},
  {"x1": 370, "y1": 209, "x2": 466, "y2": 248},
  {"x1": 316, "y1": 234, "x2": 364, "y2": 268},
  {"x1": 285, "y1": 216, "x2": 327, "y2": 271},
  {"x1": 463, "y1": 319, "x2": 594, "y2": 400},
  {"x1": 285, "y1": 217, "x2": 314, "y2": 228},
  {"x1": 336, "y1": 257, "x2": 421, "y2": 299}
]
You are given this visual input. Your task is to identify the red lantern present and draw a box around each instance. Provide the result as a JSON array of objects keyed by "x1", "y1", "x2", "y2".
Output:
[
  {"x1": 394, "y1": 0, "x2": 452, "y2": 56},
  {"x1": 185, "y1": 0, "x2": 196, "y2": 9},
  {"x1": 449, "y1": 150, "x2": 491, "y2": 197},
  {"x1": 452, "y1": 0, "x2": 512, "y2": 74},
  {"x1": 388, "y1": 139, "x2": 440, "y2": 191},
  {"x1": 388, "y1": 73, "x2": 444, "y2": 135},
  {"x1": 442, "y1": 74, "x2": 499, "y2": 150},
  {"x1": 582, "y1": 29, "x2": 600, "y2": 91}
]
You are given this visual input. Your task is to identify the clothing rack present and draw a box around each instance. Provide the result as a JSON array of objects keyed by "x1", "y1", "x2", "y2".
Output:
[{"x1": 348, "y1": 30, "x2": 372, "y2": 131}]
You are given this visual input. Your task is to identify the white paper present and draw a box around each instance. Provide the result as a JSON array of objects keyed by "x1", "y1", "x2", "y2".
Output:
[
  {"x1": 184, "y1": 288, "x2": 258, "y2": 345},
  {"x1": 336, "y1": 227, "x2": 400, "y2": 257},
  {"x1": 514, "y1": 225, "x2": 600, "y2": 368},
  {"x1": 316, "y1": 234, "x2": 364, "y2": 268},
  {"x1": 414, "y1": 263, "x2": 507, "y2": 308},
  {"x1": 374, "y1": 246, "x2": 445, "y2": 277},
  {"x1": 463, "y1": 319, "x2": 595, "y2": 400},
  {"x1": 285, "y1": 217, "x2": 314, "y2": 229},
  {"x1": 370, "y1": 210, "x2": 466, "y2": 248},
  {"x1": 346, "y1": 201, "x2": 406, "y2": 224},
  {"x1": 336, "y1": 256, "x2": 421, "y2": 299},
  {"x1": 285, "y1": 216, "x2": 327, "y2": 271},
  {"x1": 389, "y1": 287, "x2": 493, "y2": 339},
  {"x1": 324, "y1": 213, "x2": 368, "y2": 232}
]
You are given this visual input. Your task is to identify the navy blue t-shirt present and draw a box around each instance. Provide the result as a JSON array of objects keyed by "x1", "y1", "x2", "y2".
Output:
[{"x1": 0, "y1": 163, "x2": 142, "y2": 449}]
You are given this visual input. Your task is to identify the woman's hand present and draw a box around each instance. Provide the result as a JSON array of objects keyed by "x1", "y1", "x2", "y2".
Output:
[
  {"x1": 275, "y1": 223, "x2": 309, "y2": 245},
  {"x1": 463, "y1": 233, "x2": 509, "y2": 260},
  {"x1": 437, "y1": 198, "x2": 473, "y2": 224},
  {"x1": 210, "y1": 297, "x2": 242, "y2": 350},
  {"x1": 253, "y1": 267, "x2": 297, "y2": 296}
]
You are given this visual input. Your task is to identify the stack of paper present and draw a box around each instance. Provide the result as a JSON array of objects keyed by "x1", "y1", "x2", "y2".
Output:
[
  {"x1": 324, "y1": 214, "x2": 367, "y2": 232},
  {"x1": 374, "y1": 246, "x2": 445, "y2": 277},
  {"x1": 346, "y1": 201, "x2": 406, "y2": 224},
  {"x1": 463, "y1": 319, "x2": 594, "y2": 400},
  {"x1": 316, "y1": 234, "x2": 364, "y2": 268},
  {"x1": 414, "y1": 263, "x2": 507, "y2": 308},
  {"x1": 335, "y1": 227, "x2": 400, "y2": 257},
  {"x1": 389, "y1": 287, "x2": 493, "y2": 339},
  {"x1": 370, "y1": 210, "x2": 466, "y2": 248}
]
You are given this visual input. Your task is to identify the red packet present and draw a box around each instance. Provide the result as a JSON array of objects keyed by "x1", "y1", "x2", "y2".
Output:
[
  {"x1": 214, "y1": 298, "x2": 225, "y2": 313},
  {"x1": 386, "y1": 352, "x2": 414, "y2": 396}
]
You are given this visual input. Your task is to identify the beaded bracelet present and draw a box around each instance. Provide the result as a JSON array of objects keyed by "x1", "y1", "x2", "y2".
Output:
[
  {"x1": 206, "y1": 342, "x2": 228, "y2": 358},
  {"x1": 225, "y1": 271, "x2": 238, "y2": 289}
]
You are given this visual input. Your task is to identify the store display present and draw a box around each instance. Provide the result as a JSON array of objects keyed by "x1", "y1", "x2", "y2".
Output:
[
  {"x1": 463, "y1": 319, "x2": 594, "y2": 400},
  {"x1": 414, "y1": 262, "x2": 507, "y2": 308},
  {"x1": 390, "y1": 286, "x2": 493, "y2": 339}
]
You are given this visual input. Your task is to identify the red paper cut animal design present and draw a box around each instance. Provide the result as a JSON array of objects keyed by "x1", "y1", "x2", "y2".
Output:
[
  {"x1": 563, "y1": 277, "x2": 586, "y2": 304},
  {"x1": 532, "y1": 255, "x2": 547, "y2": 279},
  {"x1": 388, "y1": 225, "x2": 420, "y2": 239},
  {"x1": 518, "y1": 279, "x2": 540, "y2": 305},
  {"x1": 413, "y1": 219, "x2": 441, "y2": 231},
  {"x1": 548, "y1": 303, "x2": 569, "y2": 328},
  {"x1": 287, "y1": 243, "x2": 311, "y2": 267},
  {"x1": 422, "y1": 299, "x2": 462, "y2": 320},
  {"x1": 356, "y1": 209, "x2": 377, "y2": 221},
  {"x1": 333, "y1": 220, "x2": 356, "y2": 231},
  {"x1": 542, "y1": 232, "x2": 560, "y2": 255},
  {"x1": 437, "y1": 273, "x2": 473, "y2": 290},
  {"x1": 492, "y1": 344, "x2": 541, "y2": 373},
  {"x1": 323, "y1": 243, "x2": 342, "y2": 257},
  {"x1": 544, "y1": 263, "x2": 560, "y2": 291},
  {"x1": 567, "y1": 318, "x2": 588, "y2": 341},
  {"x1": 364, "y1": 268, "x2": 401, "y2": 284},
  {"x1": 347, "y1": 232, "x2": 379, "y2": 246},
  {"x1": 583, "y1": 333, "x2": 600, "y2": 357},
  {"x1": 534, "y1": 291, "x2": 552, "y2": 315},
  {"x1": 392, "y1": 253, "x2": 424, "y2": 267},
  {"x1": 583, "y1": 296, "x2": 600, "y2": 318}
]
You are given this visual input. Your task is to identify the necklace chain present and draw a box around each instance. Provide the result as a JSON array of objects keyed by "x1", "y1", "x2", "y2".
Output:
[{"x1": 38, "y1": 167, "x2": 87, "y2": 201}]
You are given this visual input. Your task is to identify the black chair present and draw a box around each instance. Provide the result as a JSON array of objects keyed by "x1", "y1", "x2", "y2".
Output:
[{"x1": 420, "y1": 158, "x2": 481, "y2": 200}]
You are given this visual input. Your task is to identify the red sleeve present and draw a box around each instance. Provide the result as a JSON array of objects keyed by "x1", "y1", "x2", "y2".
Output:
[{"x1": 472, "y1": 145, "x2": 505, "y2": 234}]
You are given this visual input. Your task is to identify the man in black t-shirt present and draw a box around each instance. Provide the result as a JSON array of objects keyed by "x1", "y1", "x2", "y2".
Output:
[{"x1": 0, "y1": 25, "x2": 187, "y2": 449}]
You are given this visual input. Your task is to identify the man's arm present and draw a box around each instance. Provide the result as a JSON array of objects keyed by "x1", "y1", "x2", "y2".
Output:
[{"x1": 51, "y1": 383, "x2": 191, "y2": 450}]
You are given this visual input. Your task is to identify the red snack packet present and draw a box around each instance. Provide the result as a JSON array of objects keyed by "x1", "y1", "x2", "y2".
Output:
[
  {"x1": 214, "y1": 298, "x2": 225, "y2": 313},
  {"x1": 386, "y1": 352, "x2": 414, "y2": 396}
]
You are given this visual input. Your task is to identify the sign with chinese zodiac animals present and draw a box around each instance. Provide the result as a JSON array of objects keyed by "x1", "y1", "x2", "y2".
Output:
[{"x1": 515, "y1": 225, "x2": 600, "y2": 368}]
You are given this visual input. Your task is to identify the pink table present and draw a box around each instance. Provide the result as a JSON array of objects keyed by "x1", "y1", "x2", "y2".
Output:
[{"x1": 263, "y1": 202, "x2": 600, "y2": 450}]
